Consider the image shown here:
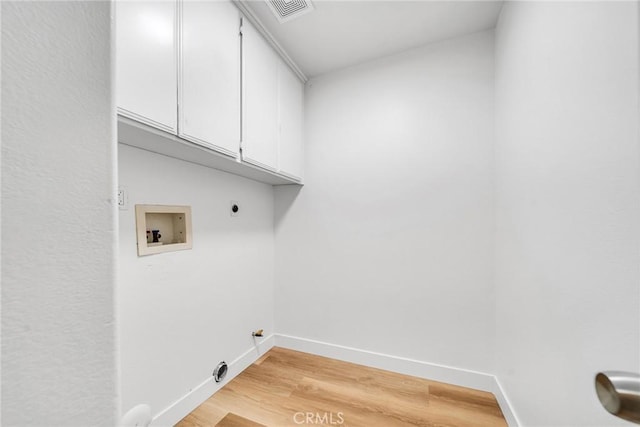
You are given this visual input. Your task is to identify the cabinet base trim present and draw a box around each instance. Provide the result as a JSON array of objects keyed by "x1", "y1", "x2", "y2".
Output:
[
  {"x1": 118, "y1": 108, "x2": 176, "y2": 135},
  {"x1": 118, "y1": 116, "x2": 302, "y2": 186}
]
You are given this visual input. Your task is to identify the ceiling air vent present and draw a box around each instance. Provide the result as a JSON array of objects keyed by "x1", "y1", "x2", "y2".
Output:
[{"x1": 266, "y1": 0, "x2": 314, "y2": 23}]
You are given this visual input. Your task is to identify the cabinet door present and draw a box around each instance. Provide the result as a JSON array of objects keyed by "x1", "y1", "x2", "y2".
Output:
[
  {"x1": 277, "y1": 60, "x2": 304, "y2": 180},
  {"x1": 116, "y1": 0, "x2": 177, "y2": 133},
  {"x1": 180, "y1": 0, "x2": 241, "y2": 158},
  {"x1": 242, "y1": 20, "x2": 279, "y2": 171}
]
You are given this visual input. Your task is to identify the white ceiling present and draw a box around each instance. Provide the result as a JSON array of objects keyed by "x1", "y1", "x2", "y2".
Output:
[{"x1": 244, "y1": 0, "x2": 504, "y2": 78}]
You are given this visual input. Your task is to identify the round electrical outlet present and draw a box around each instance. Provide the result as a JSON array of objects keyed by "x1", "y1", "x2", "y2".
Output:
[{"x1": 230, "y1": 201, "x2": 240, "y2": 217}]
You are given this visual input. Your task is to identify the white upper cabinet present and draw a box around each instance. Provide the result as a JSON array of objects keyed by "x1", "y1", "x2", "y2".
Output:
[
  {"x1": 116, "y1": 1, "x2": 304, "y2": 184},
  {"x1": 116, "y1": 0, "x2": 177, "y2": 133},
  {"x1": 242, "y1": 20, "x2": 279, "y2": 172},
  {"x1": 277, "y1": 60, "x2": 304, "y2": 180},
  {"x1": 179, "y1": 1, "x2": 241, "y2": 157}
]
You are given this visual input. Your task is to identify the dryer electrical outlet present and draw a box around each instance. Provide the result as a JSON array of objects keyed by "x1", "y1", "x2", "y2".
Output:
[{"x1": 230, "y1": 201, "x2": 240, "y2": 217}]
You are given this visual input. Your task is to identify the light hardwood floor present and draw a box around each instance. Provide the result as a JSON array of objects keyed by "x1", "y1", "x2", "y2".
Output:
[{"x1": 177, "y1": 347, "x2": 507, "y2": 427}]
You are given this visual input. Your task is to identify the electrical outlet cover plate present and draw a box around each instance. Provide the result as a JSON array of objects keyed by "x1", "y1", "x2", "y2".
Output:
[{"x1": 118, "y1": 186, "x2": 128, "y2": 210}]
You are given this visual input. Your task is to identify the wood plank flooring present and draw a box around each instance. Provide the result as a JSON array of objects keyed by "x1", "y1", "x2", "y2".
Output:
[
  {"x1": 177, "y1": 347, "x2": 507, "y2": 427},
  {"x1": 215, "y1": 413, "x2": 266, "y2": 427}
]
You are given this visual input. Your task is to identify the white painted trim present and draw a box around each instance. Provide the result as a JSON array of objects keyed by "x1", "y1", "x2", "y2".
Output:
[
  {"x1": 179, "y1": 133, "x2": 239, "y2": 160},
  {"x1": 150, "y1": 334, "x2": 275, "y2": 427},
  {"x1": 274, "y1": 334, "x2": 520, "y2": 427},
  {"x1": 146, "y1": 333, "x2": 519, "y2": 426},
  {"x1": 118, "y1": 117, "x2": 302, "y2": 186},
  {"x1": 117, "y1": 107, "x2": 176, "y2": 135},
  {"x1": 492, "y1": 377, "x2": 521, "y2": 427},
  {"x1": 242, "y1": 156, "x2": 279, "y2": 174},
  {"x1": 232, "y1": 0, "x2": 308, "y2": 83},
  {"x1": 275, "y1": 334, "x2": 495, "y2": 390},
  {"x1": 275, "y1": 169, "x2": 303, "y2": 184}
]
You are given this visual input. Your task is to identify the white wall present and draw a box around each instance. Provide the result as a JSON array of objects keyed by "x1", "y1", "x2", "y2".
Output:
[
  {"x1": 1, "y1": 2, "x2": 118, "y2": 425},
  {"x1": 118, "y1": 145, "x2": 275, "y2": 421},
  {"x1": 275, "y1": 31, "x2": 496, "y2": 374},
  {"x1": 494, "y1": 2, "x2": 640, "y2": 425}
]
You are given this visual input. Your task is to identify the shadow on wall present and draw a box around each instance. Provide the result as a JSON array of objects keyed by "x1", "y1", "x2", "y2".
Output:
[{"x1": 275, "y1": 185, "x2": 303, "y2": 229}]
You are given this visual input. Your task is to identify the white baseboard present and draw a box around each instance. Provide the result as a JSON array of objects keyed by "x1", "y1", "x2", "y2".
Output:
[
  {"x1": 274, "y1": 334, "x2": 519, "y2": 427},
  {"x1": 492, "y1": 377, "x2": 521, "y2": 427},
  {"x1": 150, "y1": 334, "x2": 275, "y2": 426},
  {"x1": 274, "y1": 334, "x2": 495, "y2": 390},
  {"x1": 146, "y1": 333, "x2": 519, "y2": 426}
]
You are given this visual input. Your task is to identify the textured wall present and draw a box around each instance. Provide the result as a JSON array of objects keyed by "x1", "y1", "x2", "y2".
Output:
[
  {"x1": 494, "y1": 2, "x2": 640, "y2": 425},
  {"x1": 1, "y1": 1, "x2": 118, "y2": 425}
]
